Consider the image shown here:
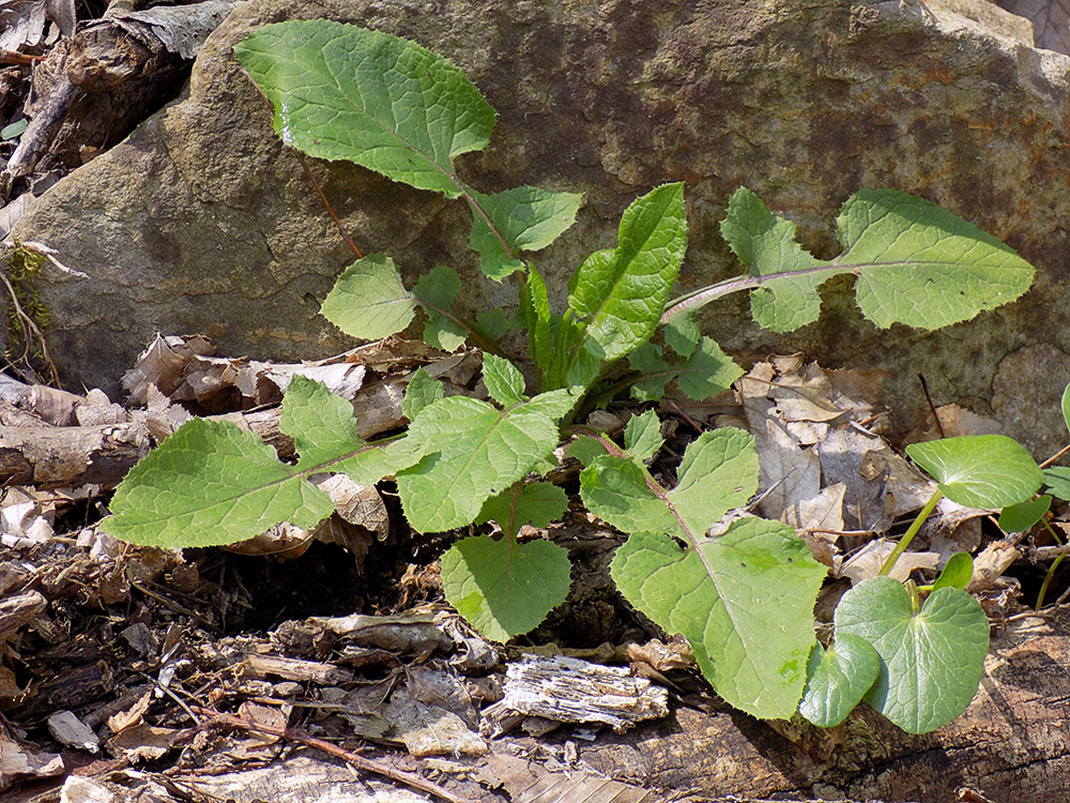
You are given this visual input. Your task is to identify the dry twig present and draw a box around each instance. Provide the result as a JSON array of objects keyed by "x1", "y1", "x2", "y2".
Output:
[{"x1": 190, "y1": 706, "x2": 476, "y2": 803}]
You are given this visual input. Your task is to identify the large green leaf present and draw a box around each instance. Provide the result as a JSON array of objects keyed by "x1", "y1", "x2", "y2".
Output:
[
  {"x1": 567, "y1": 183, "x2": 687, "y2": 364},
  {"x1": 236, "y1": 20, "x2": 495, "y2": 197},
  {"x1": 835, "y1": 577, "x2": 989, "y2": 734},
  {"x1": 585, "y1": 426, "x2": 825, "y2": 717},
  {"x1": 468, "y1": 186, "x2": 584, "y2": 281},
  {"x1": 397, "y1": 385, "x2": 574, "y2": 532},
  {"x1": 612, "y1": 520, "x2": 826, "y2": 718},
  {"x1": 320, "y1": 254, "x2": 414, "y2": 340},
  {"x1": 441, "y1": 533, "x2": 571, "y2": 641},
  {"x1": 841, "y1": 190, "x2": 1034, "y2": 329},
  {"x1": 664, "y1": 187, "x2": 1034, "y2": 334},
  {"x1": 906, "y1": 434, "x2": 1043, "y2": 508},
  {"x1": 103, "y1": 377, "x2": 422, "y2": 547}
]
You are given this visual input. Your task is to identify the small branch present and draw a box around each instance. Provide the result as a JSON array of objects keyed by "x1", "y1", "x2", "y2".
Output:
[
  {"x1": 191, "y1": 706, "x2": 476, "y2": 803},
  {"x1": 297, "y1": 152, "x2": 363, "y2": 260},
  {"x1": 917, "y1": 373, "x2": 945, "y2": 439},
  {"x1": 1034, "y1": 543, "x2": 1070, "y2": 560}
]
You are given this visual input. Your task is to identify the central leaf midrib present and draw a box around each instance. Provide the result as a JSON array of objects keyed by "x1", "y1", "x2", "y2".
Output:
[{"x1": 131, "y1": 441, "x2": 384, "y2": 524}]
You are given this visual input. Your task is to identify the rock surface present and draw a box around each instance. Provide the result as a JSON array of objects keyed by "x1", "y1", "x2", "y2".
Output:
[{"x1": 10, "y1": 0, "x2": 1070, "y2": 444}]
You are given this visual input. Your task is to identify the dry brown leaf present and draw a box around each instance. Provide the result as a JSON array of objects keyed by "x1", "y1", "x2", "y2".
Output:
[{"x1": 997, "y1": 0, "x2": 1070, "y2": 53}]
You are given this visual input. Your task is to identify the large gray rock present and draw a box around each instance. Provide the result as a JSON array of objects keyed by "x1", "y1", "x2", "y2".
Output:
[{"x1": 12, "y1": 0, "x2": 1070, "y2": 447}]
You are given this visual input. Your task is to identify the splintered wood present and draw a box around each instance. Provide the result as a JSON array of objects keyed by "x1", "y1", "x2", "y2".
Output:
[{"x1": 483, "y1": 654, "x2": 669, "y2": 735}]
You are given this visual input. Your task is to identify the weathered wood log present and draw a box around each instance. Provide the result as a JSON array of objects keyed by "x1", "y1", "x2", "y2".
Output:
[
  {"x1": 575, "y1": 607, "x2": 1070, "y2": 803},
  {"x1": 2, "y1": 0, "x2": 239, "y2": 190}
]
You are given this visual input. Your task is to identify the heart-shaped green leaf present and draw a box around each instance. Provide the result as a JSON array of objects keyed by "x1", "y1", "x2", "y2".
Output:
[
  {"x1": 906, "y1": 435, "x2": 1043, "y2": 508},
  {"x1": 798, "y1": 634, "x2": 881, "y2": 728},
  {"x1": 835, "y1": 576, "x2": 989, "y2": 734},
  {"x1": 612, "y1": 520, "x2": 826, "y2": 718},
  {"x1": 442, "y1": 534, "x2": 571, "y2": 641}
]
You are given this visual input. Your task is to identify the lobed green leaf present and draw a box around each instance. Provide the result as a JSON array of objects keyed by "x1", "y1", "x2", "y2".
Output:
[
  {"x1": 103, "y1": 377, "x2": 421, "y2": 547},
  {"x1": 397, "y1": 386, "x2": 573, "y2": 532},
  {"x1": 468, "y1": 186, "x2": 584, "y2": 281},
  {"x1": 612, "y1": 519, "x2": 826, "y2": 718}
]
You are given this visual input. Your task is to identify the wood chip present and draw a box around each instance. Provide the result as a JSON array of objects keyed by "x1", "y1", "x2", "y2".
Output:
[{"x1": 482, "y1": 654, "x2": 669, "y2": 735}]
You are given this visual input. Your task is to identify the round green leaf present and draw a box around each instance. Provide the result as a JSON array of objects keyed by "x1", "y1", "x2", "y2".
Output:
[
  {"x1": 998, "y1": 495, "x2": 1050, "y2": 533},
  {"x1": 931, "y1": 552, "x2": 974, "y2": 591},
  {"x1": 442, "y1": 534, "x2": 572, "y2": 642},
  {"x1": 798, "y1": 634, "x2": 881, "y2": 728},
  {"x1": 835, "y1": 576, "x2": 989, "y2": 734},
  {"x1": 905, "y1": 435, "x2": 1043, "y2": 508}
]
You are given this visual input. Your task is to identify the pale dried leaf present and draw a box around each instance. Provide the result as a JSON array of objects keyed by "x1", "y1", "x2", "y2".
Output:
[
  {"x1": 997, "y1": 0, "x2": 1070, "y2": 53},
  {"x1": 43, "y1": 0, "x2": 72, "y2": 37},
  {"x1": 109, "y1": 723, "x2": 178, "y2": 761},
  {"x1": 0, "y1": 722, "x2": 64, "y2": 791},
  {"x1": 838, "y1": 538, "x2": 940, "y2": 583},
  {"x1": 312, "y1": 474, "x2": 388, "y2": 536},
  {"x1": 59, "y1": 775, "x2": 118, "y2": 803},
  {"x1": 786, "y1": 482, "x2": 846, "y2": 534},
  {"x1": 106, "y1": 690, "x2": 152, "y2": 735},
  {"x1": 112, "y1": 0, "x2": 239, "y2": 60},
  {"x1": 817, "y1": 427, "x2": 893, "y2": 531},
  {"x1": 755, "y1": 418, "x2": 821, "y2": 521},
  {"x1": 382, "y1": 687, "x2": 487, "y2": 757},
  {"x1": 0, "y1": 0, "x2": 47, "y2": 51}
]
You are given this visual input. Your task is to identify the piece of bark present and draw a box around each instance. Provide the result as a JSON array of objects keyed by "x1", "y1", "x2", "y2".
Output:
[
  {"x1": 242, "y1": 653, "x2": 355, "y2": 686},
  {"x1": 482, "y1": 654, "x2": 669, "y2": 735},
  {"x1": 0, "y1": 417, "x2": 152, "y2": 487},
  {"x1": 0, "y1": 589, "x2": 46, "y2": 638}
]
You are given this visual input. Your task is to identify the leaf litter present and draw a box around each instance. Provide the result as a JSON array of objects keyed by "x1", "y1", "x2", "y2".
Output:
[{"x1": 0, "y1": 333, "x2": 1068, "y2": 801}]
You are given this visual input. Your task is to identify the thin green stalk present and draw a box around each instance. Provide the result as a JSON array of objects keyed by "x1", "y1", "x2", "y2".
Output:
[
  {"x1": 1037, "y1": 519, "x2": 1067, "y2": 609},
  {"x1": 879, "y1": 489, "x2": 944, "y2": 577}
]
